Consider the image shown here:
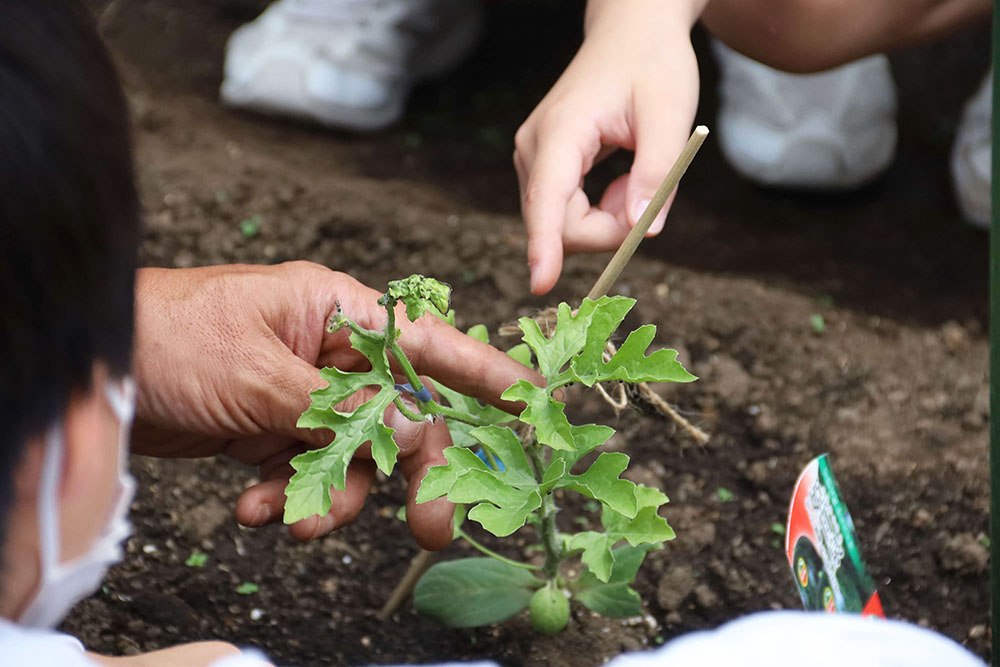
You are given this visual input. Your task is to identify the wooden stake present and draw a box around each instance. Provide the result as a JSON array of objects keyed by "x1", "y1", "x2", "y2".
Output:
[
  {"x1": 377, "y1": 548, "x2": 436, "y2": 621},
  {"x1": 587, "y1": 126, "x2": 709, "y2": 301}
]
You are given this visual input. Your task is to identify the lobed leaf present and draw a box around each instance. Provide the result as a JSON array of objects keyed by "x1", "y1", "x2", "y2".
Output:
[
  {"x1": 287, "y1": 330, "x2": 400, "y2": 524},
  {"x1": 467, "y1": 491, "x2": 543, "y2": 537},
  {"x1": 301, "y1": 333, "x2": 394, "y2": 411},
  {"x1": 518, "y1": 298, "x2": 631, "y2": 381},
  {"x1": 414, "y1": 558, "x2": 542, "y2": 627},
  {"x1": 568, "y1": 531, "x2": 614, "y2": 582},
  {"x1": 432, "y1": 380, "x2": 513, "y2": 448},
  {"x1": 571, "y1": 545, "x2": 653, "y2": 618},
  {"x1": 416, "y1": 432, "x2": 544, "y2": 537},
  {"x1": 501, "y1": 380, "x2": 574, "y2": 451},
  {"x1": 415, "y1": 446, "x2": 488, "y2": 503},
  {"x1": 558, "y1": 452, "x2": 639, "y2": 518},
  {"x1": 565, "y1": 489, "x2": 673, "y2": 582},
  {"x1": 570, "y1": 325, "x2": 697, "y2": 386},
  {"x1": 507, "y1": 343, "x2": 533, "y2": 369},
  {"x1": 286, "y1": 386, "x2": 398, "y2": 523},
  {"x1": 470, "y1": 426, "x2": 536, "y2": 485},
  {"x1": 603, "y1": 505, "x2": 676, "y2": 546},
  {"x1": 548, "y1": 423, "x2": 616, "y2": 473}
]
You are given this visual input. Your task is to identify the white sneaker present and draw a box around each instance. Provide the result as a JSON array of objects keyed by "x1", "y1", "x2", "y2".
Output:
[
  {"x1": 712, "y1": 40, "x2": 898, "y2": 190},
  {"x1": 220, "y1": 0, "x2": 483, "y2": 131},
  {"x1": 950, "y1": 70, "x2": 992, "y2": 228}
]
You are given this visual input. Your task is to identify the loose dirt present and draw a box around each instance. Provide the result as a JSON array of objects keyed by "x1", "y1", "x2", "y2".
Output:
[{"x1": 64, "y1": 2, "x2": 991, "y2": 664}]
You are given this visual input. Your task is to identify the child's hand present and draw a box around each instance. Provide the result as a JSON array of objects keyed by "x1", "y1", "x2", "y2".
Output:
[{"x1": 514, "y1": 0, "x2": 706, "y2": 294}]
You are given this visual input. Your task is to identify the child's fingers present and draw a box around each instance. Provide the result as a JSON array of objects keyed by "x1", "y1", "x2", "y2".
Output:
[
  {"x1": 625, "y1": 79, "x2": 698, "y2": 236},
  {"x1": 515, "y1": 121, "x2": 598, "y2": 295}
]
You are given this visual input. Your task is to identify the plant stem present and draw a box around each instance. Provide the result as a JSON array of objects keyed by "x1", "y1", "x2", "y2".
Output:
[
  {"x1": 393, "y1": 396, "x2": 425, "y2": 422},
  {"x1": 524, "y1": 429, "x2": 562, "y2": 578},
  {"x1": 377, "y1": 548, "x2": 436, "y2": 621},
  {"x1": 457, "y1": 529, "x2": 541, "y2": 571},
  {"x1": 420, "y1": 400, "x2": 492, "y2": 427},
  {"x1": 387, "y1": 340, "x2": 426, "y2": 394},
  {"x1": 384, "y1": 301, "x2": 398, "y2": 347},
  {"x1": 337, "y1": 316, "x2": 383, "y2": 345}
]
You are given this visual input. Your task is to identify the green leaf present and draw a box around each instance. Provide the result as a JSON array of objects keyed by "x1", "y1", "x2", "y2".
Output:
[
  {"x1": 302, "y1": 334, "x2": 394, "y2": 411},
  {"x1": 466, "y1": 324, "x2": 489, "y2": 343},
  {"x1": 571, "y1": 545, "x2": 652, "y2": 617},
  {"x1": 414, "y1": 558, "x2": 542, "y2": 627},
  {"x1": 518, "y1": 298, "x2": 628, "y2": 380},
  {"x1": 501, "y1": 380, "x2": 574, "y2": 451},
  {"x1": 289, "y1": 330, "x2": 402, "y2": 524},
  {"x1": 570, "y1": 325, "x2": 696, "y2": 386},
  {"x1": 558, "y1": 452, "x2": 639, "y2": 518},
  {"x1": 452, "y1": 504, "x2": 467, "y2": 539},
  {"x1": 185, "y1": 551, "x2": 207, "y2": 568},
  {"x1": 236, "y1": 582, "x2": 259, "y2": 595},
  {"x1": 567, "y1": 496, "x2": 673, "y2": 583},
  {"x1": 540, "y1": 458, "x2": 568, "y2": 492},
  {"x1": 469, "y1": 426, "x2": 535, "y2": 485},
  {"x1": 385, "y1": 274, "x2": 452, "y2": 321},
  {"x1": 286, "y1": 386, "x2": 398, "y2": 524},
  {"x1": 431, "y1": 380, "x2": 512, "y2": 449},
  {"x1": 507, "y1": 343, "x2": 533, "y2": 368},
  {"x1": 550, "y1": 424, "x2": 615, "y2": 471},
  {"x1": 570, "y1": 297, "x2": 635, "y2": 380},
  {"x1": 467, "y1": 491, "x2": 542, "y2": 537},
  {"x1": 433, "y1": 308, "x2": 456, "y2": 326},
  {"x1": 568, "y1": 532, "x2": 614, "y2": 582},
  {"x1": 634, "y1": 484, "x2": 669, "y2": 509},
  {"x1": 603, "y1": 505, "x2": 676, "y2": 546},
  {"x1": 449, "y1": 471, "x2": 542, "y2": 537},
  {"x1": 417, "y1": 443, "x2": 543, "y2": 537},
  {"x1": 416, "y1": 447, "x2": 488, "y2": 503}
]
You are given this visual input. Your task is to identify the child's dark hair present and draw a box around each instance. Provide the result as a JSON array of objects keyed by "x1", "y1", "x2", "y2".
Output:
[{"x1": 0, "y1": 0, "x2": 140, "y2": 532}]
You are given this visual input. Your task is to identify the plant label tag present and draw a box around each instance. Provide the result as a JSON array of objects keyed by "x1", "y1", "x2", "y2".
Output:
[{"x1": 785, "y1": 454, "x2": 884, "y2": 617}]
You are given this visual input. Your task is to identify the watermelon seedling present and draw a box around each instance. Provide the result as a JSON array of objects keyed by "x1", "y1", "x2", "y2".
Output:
[{"x1": 286, "y1": 274, "x2": 696, "y2": 632}]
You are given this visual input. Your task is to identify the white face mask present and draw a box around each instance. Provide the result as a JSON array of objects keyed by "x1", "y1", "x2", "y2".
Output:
[{"x1": 18, "y1": 377, "x2": 137, "y2": 629}]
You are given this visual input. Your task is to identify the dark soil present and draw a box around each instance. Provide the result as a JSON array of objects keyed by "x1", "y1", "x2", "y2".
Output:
[{"x1": 64, "y1": 1, "x2": 991, "y2": 665}]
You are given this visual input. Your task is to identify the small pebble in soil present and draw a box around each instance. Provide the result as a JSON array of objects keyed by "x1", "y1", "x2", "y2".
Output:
[
  {"x1": 250, "y1": 609, "x2": 263, "y2": 621},
  {"x1": 342, "y1": 555, "x2": 353, "y2": 564},
  {"x1": 968, "y1": 625, "x2": 986, "y2": 640},
  {"x1": 142, "y1": 544, "x2": 157, "y2": 554},
  {"x1": 361, "y1": 636, "x2": 372, "y2": 648}
]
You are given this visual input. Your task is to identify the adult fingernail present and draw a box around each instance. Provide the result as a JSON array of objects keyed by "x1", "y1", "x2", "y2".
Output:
[
  {"x1": 317, "y1": 513, "x2": 337, "y2": 536},
  {"x1": 251, "y1": 503, "x2": 272, "y2": 526}
]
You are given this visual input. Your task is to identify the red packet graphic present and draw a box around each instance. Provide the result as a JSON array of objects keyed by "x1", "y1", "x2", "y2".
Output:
[{"x1": 786, "y1": 454, "x2": 884, "y2": 617}]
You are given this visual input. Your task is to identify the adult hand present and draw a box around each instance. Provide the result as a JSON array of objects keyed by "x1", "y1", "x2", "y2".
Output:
[
  {"x1": 131, "y1": 262, "x2": 539, "y2": 550},
  {"x1": 514, "y1": 0, "x2": 707, "y2": 294}
]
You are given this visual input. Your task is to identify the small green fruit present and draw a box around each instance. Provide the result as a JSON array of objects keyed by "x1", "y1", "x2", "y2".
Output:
[{"x1": 530, "y1": 583, "x2": 569, "y2": 634}]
